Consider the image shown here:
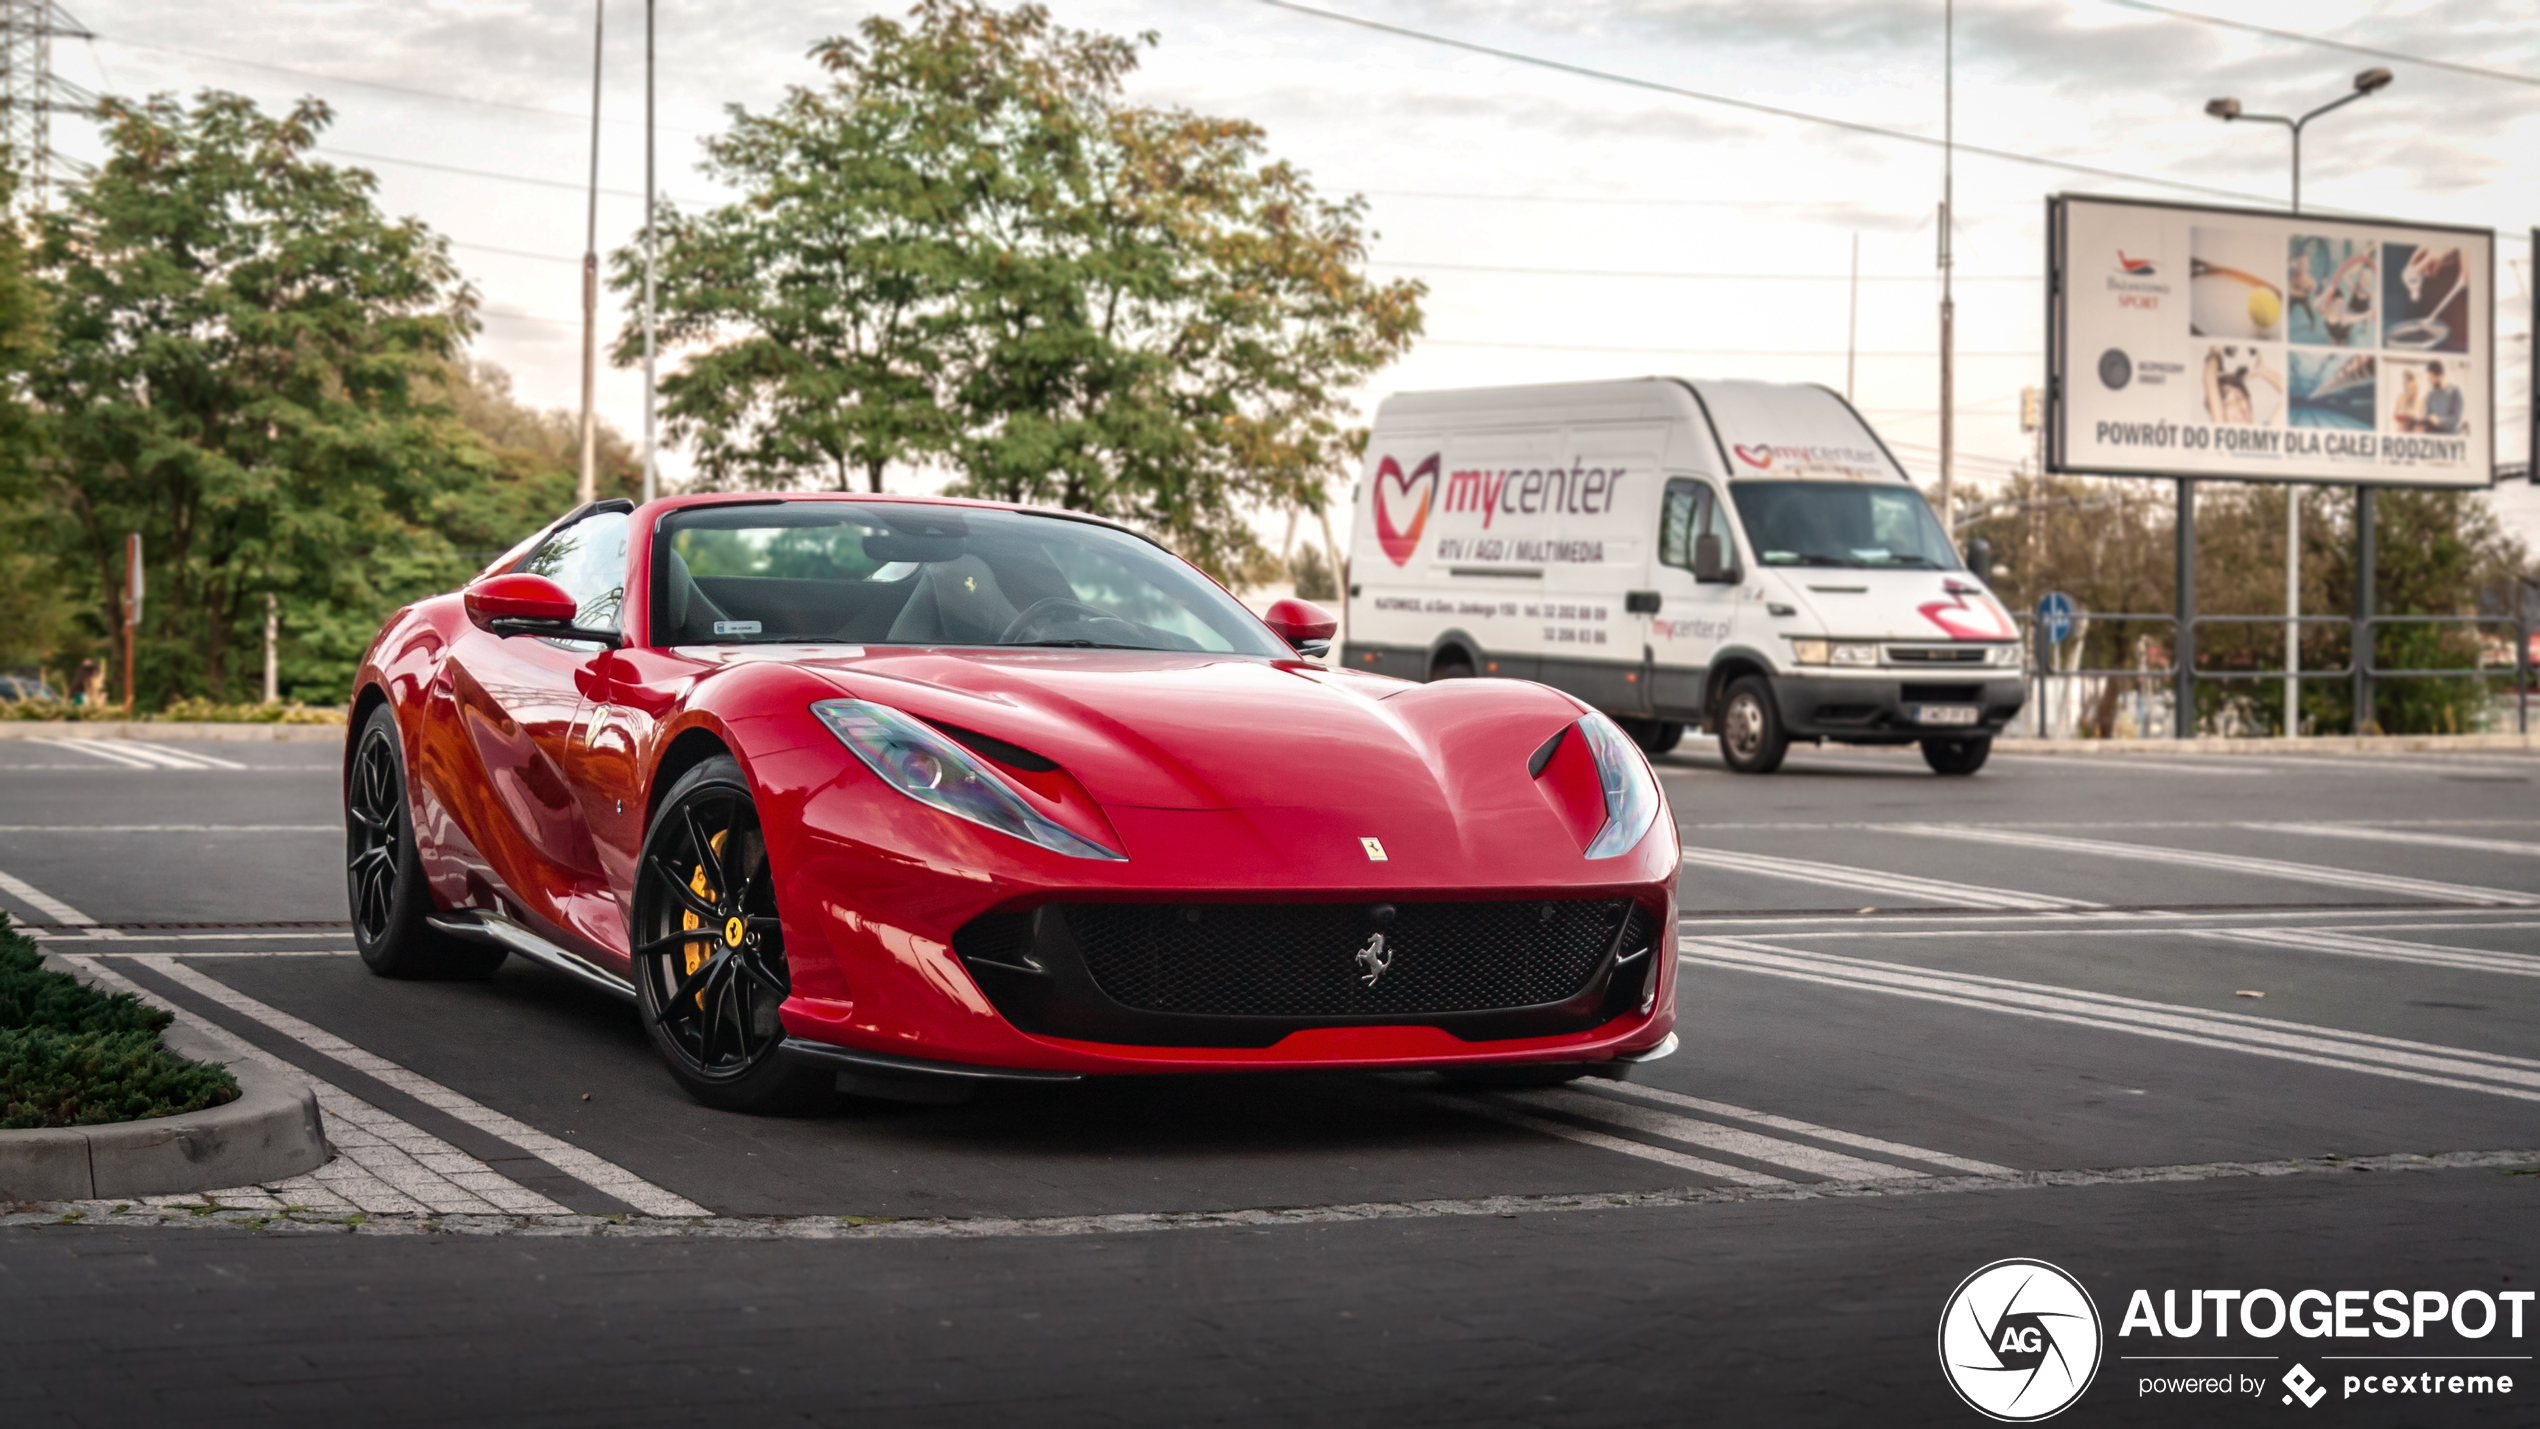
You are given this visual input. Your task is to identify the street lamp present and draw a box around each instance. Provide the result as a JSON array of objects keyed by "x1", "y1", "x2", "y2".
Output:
[{"x1": 2205, "y1": 66, "x2": 2392, "y2": 736}]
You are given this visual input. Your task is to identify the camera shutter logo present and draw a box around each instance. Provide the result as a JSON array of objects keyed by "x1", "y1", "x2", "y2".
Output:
[{"x1": 1937, "y1": 1259, "x2": 2102, "y2": 1421}]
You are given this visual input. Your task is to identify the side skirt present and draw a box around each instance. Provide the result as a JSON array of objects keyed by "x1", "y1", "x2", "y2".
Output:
[{"x1": 428, "y1": 910, "x2": 636, "y2": 1002}]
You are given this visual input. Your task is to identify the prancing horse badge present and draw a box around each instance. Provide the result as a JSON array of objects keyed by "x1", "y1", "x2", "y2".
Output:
[
  {"x1": 1360, "y1": 837, "x2": 1387, "y2": 861},
  {"x1": 1355, "y1": 932, "x2": 1392, "y2": 986}
]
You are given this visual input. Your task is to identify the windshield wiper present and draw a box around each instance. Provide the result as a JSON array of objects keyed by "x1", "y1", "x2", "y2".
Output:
[{"x1": 1004, "y1": 638, "x2": 1159, "y2": 651}]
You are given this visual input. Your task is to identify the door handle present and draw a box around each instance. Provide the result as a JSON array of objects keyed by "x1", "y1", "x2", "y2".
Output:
[{"x1": 1624, "y1": 591, "x2": 1662, "y2": 614}]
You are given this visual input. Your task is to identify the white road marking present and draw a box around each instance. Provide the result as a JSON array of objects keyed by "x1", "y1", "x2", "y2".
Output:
[
  {"x1": 1683, "y1": 938, "x2": 2540, "y2": 1102},
  {"x1": 1421, "y1": 1091, "x2": 1788, "y2": 1186},
  {"x1": 121, "y1": 739, "x2": 249, "y2": 770},
  {"x1": 1989, "y1": 755, "x2": 2275, "y2": 776},
  {"x1": 31, "y1": 737, "x2": 156, "y2": 769},
  {"x1": 54, "y1": 954, "x2": 563, "y2": 1216},
  {"x1": 2194, "y1": 926, "x2": 2540, "y2": 979},
  {"x1": 0, "y1": 824, "x2": 339, "y2": 833},
  {"x1": 1897, "y1": 824, "x2": 2539, "y2": 906},
  {"x1": 147, "y1": 958, "x2": 710, "y2": 1218},
  {"x1": 1586, "y1": 1083, "x2": 2017, "y2": 1176},
  {"x1": 1500, "y1": 1086, "x2": 1922, "y2": 1181},
  {"x1": 2244, "y1": 823, "x2": 2540, "y2": 859},
  {"x1": 0, "y1": 867, "x2": 98, "y2": 927},
  {"x1": 1682, "y1": 846, "x2": 2098, "y2": 912}
]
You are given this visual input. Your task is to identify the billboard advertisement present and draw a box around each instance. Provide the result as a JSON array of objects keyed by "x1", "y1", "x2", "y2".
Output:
[{"x1": 2048, "y1": 194, "x2": 2494, "y2": 487}]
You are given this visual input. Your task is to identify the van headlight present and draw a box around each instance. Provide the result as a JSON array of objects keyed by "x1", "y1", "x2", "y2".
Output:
[
  {"x1": 1986, "y1": 644, "x2": 2023, "y2": 667},
  {"x1": 811, "y1": 699, "x2": 1125, "y2": 860},
  {"x1": 1788, "y1": 639, "x2": 1880, "y2": 667}
]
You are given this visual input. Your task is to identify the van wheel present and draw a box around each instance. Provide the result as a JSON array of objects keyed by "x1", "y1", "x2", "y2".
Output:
[
  {"x1": 1431, "y1": 655, "x2": 1475, "y2": 681},
  {"x1": 1922, "y1": 736, "x2": 1992, "y2": 776},
  {"x1": 1717, "y1": 676, "x2": 1788, "y2": 774}
]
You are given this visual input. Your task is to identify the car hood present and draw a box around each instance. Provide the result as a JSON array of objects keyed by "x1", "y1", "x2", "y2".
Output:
[
  {"x1": 1769, "y1": 569, "x2": 2018, "y2": 642},
  {"x1": 797, "y1": 649, "x2": 1584, "y2": 815}
]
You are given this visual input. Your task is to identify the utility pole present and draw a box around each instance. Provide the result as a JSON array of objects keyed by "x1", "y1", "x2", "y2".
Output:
[
  {"x1": 1936, "y1": 0, "x2": 1955, "y2": 539},
  {"x1": 122, "y1": 531, "x2": 139, "y2": 715},
  {"x1": 577, "y1": 0, "x2": 603, "y2": 507},
  {"x1": 0, "y1": 1, "x2": 96, "y2": 210},
  {"x1": 1846, "y1": 232, "x2": 1859, "y2": 403},
  {"x1": 2206, "y1": 68, "x2": 2392, "y2": 737},
  {"x1": 262, "y1": 592, "x2": 278, "y2": 705},
  {"x1": 640, "y1": 0, "x2": 658, "y2": 505}
]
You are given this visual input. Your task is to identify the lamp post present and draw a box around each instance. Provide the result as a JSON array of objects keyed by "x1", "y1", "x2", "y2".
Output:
[{"x1": 2205, "y1": 66, "x2": 2392, "y2": 737}]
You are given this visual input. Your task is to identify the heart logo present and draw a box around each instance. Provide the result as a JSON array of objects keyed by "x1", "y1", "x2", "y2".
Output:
[
  {"x1": 1918, "y1": 587, "x2": 2015, "y2": 641},
  {"x1": 1373, "y1": 453, "x2": 1438, "y2": 566},
  {"x1": 1732, "y1": 443, "x2": 1776, "y2": 469}
]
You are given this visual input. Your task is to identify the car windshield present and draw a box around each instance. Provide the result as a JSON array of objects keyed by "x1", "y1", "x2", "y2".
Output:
[
  {"x1": 1727, "y1": 481, "x2": 1961, "y2": 570},
  {"x1": 653, "y1": 502, "x2": 1288, "y2": 656}
]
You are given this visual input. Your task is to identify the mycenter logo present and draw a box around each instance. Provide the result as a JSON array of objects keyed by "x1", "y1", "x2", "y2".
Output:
[{"x1": 1939, "y1": 1259, "x2": 2103, "y2": 1421}]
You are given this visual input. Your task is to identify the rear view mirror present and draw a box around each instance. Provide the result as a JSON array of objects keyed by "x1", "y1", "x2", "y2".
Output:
[
  {"x1": 464, "y1": 573, "x2": 622, "y2": 647},
  {"x1": 1262, "y1": 597, "x2": 1339, "y2": 658},
  {"x1": 1693, "y1": 533, "x2": 1736, "y2": 583}
]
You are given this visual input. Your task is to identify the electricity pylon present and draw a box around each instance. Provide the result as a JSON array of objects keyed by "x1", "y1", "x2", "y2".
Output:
[{"x1": 0, "y1": 0, "x2": 96, "y2": 209}]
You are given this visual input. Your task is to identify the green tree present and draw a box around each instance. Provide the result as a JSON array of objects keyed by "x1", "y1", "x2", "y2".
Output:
[
  {"x1": 620, "y1": 1, "x2": 1423, "y2": 583},
  {"x1": 26, "y1": 91, "x2": 488, "y2": 704},
  {"x1": 0, "y1": 174, "x2": 64, "y2": 678}
]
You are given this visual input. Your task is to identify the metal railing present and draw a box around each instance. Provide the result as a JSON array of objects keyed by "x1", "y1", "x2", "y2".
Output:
[{"x1": 2011, "y1": 610, "x2": 2531, "y2": 738}]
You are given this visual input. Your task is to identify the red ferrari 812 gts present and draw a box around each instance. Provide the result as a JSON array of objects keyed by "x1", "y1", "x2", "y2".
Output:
[{"x1": 347, "y1": 495, "x2": 1678, "y2": 1111}]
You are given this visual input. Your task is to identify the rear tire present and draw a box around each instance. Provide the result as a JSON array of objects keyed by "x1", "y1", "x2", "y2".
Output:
[
  {"x1": 632, "y1": 755, "x2": 833, "y2": 1115},
  {"x1": 1716, "y1": 676, "x2": 1788, "y2": 774},
  {"x1": 1622, "y1": 719, "x2": 1684, "y2": 756},
  {"x1": 1431, "y1": 655, "x2": 1476, "y2": 681},
  {"x1": 1921, "y1": 736, "x2": 1992, "y2": 776},
  {"x1": 346, "y1": 704, "x2": 506, "y2": 980}
]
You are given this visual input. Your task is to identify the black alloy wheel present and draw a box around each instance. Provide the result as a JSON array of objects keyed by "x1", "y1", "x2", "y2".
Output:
[
  {"x1": 1921, "y1": 735, "x2": 1993, "y2": 776},
  {"x1": 1716, "y1": 675, "x2": 1789, "y2": 775},
  {"x1": 346, "y1": 704, "x2": 505, "y2": 979},
  {"x1": 633, "y1": 755, "x2": 830, "y2": 1113}
]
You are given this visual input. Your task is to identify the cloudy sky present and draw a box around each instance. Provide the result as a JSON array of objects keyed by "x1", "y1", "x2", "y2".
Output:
[{"x1": 42, "y1": 0, "x2": 2539, "y2": 502}]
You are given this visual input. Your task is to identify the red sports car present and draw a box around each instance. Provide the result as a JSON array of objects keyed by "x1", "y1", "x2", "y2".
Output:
[{"x1": 346, "y1": 494, "x2": 1679, "y2": 1111}]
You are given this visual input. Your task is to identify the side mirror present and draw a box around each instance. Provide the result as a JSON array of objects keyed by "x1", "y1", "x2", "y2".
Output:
[
  {"x1": 464, "y1": 573, "x2": 621, "y2": 647},
  {"x1": 1693, "y1": 532, "x2": 1736, "y2": 583},
  {"x1": 1263, "y1": 597, "x2": 1339, "y2": 658},
  {"x1": 1964, "y1": 537, "x2": 1994, "y2": 580}
]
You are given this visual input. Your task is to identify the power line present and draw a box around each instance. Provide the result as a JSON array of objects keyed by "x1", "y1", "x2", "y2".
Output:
[
  {"x1": 1372, "y1": 259, "x2": 2036, "y2": 283},
  {"x1": 1423, "y1": 339, "x2": 2038, "y2": 357},
  {"x1": 1251, "y1": 0, "x2": 2275, "y2": 205},
  {"x1": 96, "y1": 36, "x2": 706, "y2": 131},
  {"x1": 2105, "y1": 1, "x2": 2540, "y2": 90},
  {"x1": 316, "y1": 145, "x2": 716, "y2": 208}
]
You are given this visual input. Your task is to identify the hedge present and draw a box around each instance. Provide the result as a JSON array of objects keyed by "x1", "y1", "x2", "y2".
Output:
[{"x1": 0, "y1": 916, "x2": 239, "y2": 1129}]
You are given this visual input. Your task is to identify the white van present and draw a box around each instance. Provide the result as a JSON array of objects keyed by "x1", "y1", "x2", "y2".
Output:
[{"x1": 1339, "y1": 378, "x2": 2025, "y2": 774}]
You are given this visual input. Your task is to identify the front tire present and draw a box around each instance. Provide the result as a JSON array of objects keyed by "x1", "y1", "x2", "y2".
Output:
[
  {"x1": 1922, "y1": 736, "x2": 1992, "y2": 776},
  {"x1": 1717, "y1": 675, "x2": 1789, "y2": 774},
  {"x1": 632, "y1": 755, "x2": 831, "y2": 1114},
  {"x1": 346, "y1": 704, "x2": 506, "y2": 979}
]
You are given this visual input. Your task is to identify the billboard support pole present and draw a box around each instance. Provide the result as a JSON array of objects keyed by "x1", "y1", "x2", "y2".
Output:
[
  {"x1": 2176, "y1": 479, "x2": 2195, "y2": 738},
  {"x1": 2354, "y1": 486, "x2": 2375, "y2": 734}
]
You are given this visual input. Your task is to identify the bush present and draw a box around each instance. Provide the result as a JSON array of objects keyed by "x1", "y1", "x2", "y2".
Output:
[
  {"x1": 0, "y1": 916, "x2": 238, "y2": 1129},
  {"x1": 0, "y1": 697, "x2": 345, "y2": 724}
]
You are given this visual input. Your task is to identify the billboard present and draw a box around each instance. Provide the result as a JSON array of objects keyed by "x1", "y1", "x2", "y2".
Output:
[{"x1": 2048, "y1": 194, "x2": 2494, "y2": 487}]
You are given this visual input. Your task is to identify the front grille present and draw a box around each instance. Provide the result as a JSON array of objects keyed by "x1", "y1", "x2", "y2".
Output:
[
  {"x1": 1887, "y1": 645, "x2": 1991, "y2": 665},
  {"x1": 1065, "y1": 899, "x2": 1634, "y2": 1018}
]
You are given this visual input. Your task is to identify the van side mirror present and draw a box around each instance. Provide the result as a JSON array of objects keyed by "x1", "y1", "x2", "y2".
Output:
[
  {"x1": 1964, "y1": 537, "x2": 1994, "y2": 579},
  {"x1": 464, "y1": 573, "x2": 622, "y2": 647},
  {"x1": 1693, "y1": 533, "x2": 1736, "y2": 583}
]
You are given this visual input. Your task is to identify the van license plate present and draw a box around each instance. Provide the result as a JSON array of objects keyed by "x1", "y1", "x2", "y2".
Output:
[{"x1": 1913, "y1": 705, "x2": 1979, "y2": 726}]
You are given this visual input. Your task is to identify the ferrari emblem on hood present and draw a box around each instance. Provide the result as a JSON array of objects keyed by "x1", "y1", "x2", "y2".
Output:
[
  {"x1": 1360, "y1": 837, "x2": 1387, "y2": 861},
  {"x1": 1356, "y1": 932, "x2": 1392, "y2": 986}
]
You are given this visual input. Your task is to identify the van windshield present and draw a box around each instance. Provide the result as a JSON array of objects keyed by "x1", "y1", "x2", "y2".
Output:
[
  {"x1": 654, "y1": 502, "x2": 1288, "y2": 656},
  {"x1": 1727, "y1": 481, "x2": 1961, "y2": 570}
]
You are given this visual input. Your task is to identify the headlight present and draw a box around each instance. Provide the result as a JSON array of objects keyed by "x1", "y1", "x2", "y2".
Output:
[
  {"x1": 1574, "y1": 712, "x2": 1663, "y2": 859},
  {"x1": 810, "y1": 699, "x2": 1124, "y2": 861},
  {"x1": 1787, "y1": 639, "x2": 1880, "y2": 667},
  {"x1": 1986, "y1": 644, "x2": 2023, "y2": 667}
]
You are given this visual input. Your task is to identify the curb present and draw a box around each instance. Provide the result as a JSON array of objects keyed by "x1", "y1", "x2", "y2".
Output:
[
  {"x1": 1995, "y1": 732, "x2": 2540, "y2": 757},
  {"x1": 0, "y1": 721, "x2": 346, "y2": 743},
  {"x1": 0, "y1": 978, "x2": 328, "y2": 1201}
]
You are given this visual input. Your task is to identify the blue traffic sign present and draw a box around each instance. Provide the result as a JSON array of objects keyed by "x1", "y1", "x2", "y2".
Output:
[{"x1": 2036, "y1": 592, "x2": 2077, "y2": 645}]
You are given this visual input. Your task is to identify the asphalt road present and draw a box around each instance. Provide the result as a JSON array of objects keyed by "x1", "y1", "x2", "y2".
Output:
[{"x1": 2, "y1": 731, "x2": 2535, "y2": 1426}]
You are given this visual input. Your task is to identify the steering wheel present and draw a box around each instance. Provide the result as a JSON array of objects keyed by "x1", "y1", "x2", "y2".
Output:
[{"x1": 998, "y1": 597, "x2": 1144, "y2": 646}]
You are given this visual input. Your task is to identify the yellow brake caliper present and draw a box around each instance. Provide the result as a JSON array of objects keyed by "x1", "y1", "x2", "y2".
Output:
[{"x1": 680, "y1": 829, "x2": 730, "y2": 1007}]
